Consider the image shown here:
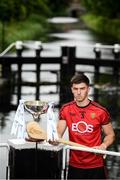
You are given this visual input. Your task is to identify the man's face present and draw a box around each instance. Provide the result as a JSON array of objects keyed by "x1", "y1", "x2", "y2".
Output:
[{"x1": 71, "y1": 83, "x2": 90, "y2": 103}]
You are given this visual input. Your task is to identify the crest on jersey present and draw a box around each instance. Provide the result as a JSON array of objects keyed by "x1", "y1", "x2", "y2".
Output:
[{"x1": 91, "y1": 113, "x2": 95, "y2": 119}]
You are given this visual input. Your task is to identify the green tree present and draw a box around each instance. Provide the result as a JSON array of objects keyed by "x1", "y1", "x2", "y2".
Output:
[
  {"x1": 0, "y1": 0, "x2": 14, "y2": 22},
  {"x1": 46, "y1": 0, "x2": 69, "y2": 16},
  {"x1": 0, "y1": 0, "x2": 14, "y2": 50},
  {"x1": 82, "y1": 0, "x2": 120, "y2": 18},
  {"x1": 0, "y1": 0, "x2": 51, "y2": 22},
  {"x1": 24, "y1": 0, "x2": 51, "y2": 18}
]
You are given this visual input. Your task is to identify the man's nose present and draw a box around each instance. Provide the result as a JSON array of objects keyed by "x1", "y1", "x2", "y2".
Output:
[{"x1": 77, "y1": 89, "x2": 81, "y2": 94}]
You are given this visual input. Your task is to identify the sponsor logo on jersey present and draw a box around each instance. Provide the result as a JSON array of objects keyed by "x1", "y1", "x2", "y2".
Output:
[{"x1": 72, "y1": 121, "x2": 93, "y2": 133}]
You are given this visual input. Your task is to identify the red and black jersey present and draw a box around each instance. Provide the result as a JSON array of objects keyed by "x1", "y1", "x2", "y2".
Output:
[{"x1": 59, "y1": 100, "x2": 110, "y2": 169}]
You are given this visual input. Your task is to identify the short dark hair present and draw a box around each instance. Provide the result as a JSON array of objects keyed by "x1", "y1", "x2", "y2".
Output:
[{"x1": 70, "y1": 73, "x2": 90, "y2": 86}]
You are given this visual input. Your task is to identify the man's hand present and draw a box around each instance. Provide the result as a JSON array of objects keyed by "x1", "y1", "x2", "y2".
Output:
[
  {"x1": 93, "y1": 143, "x2": 107, "y2": 159},
  {"x1": 48, "y1": 139, "x2": 59, "y2": 146},
  {"x1": 93, "y1": 143, "x2": 107, "y2": 150}
]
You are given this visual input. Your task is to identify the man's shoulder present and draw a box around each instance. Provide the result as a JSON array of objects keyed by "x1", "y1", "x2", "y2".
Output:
[
  {"x1": 91, "y1": 101, "x2": 109, "y2": 113},
  {"x1": 61, "y1": 101, "x2": 75, "y2": 109}
]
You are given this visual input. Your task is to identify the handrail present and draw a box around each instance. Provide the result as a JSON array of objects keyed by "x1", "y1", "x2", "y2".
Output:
[
  {"x1": 0, "y1": 143, "x2": 9, "y2": 150},
  {"x1": 0, "y1": 41, "x2": 120, "y2": 57},
  {"x1": 65, "y1": 145, "x2": 120, "y2": 157},
  {"x1": 62, "y1": 145, "x2": 120, "y2": 179},
  {"x1": 59, "y1": 42, "x2": 120, "y2": 50},
  {"x1": 0, "y1": 41, "x2": 42, "y2": 57},
  {"x1": 0, "y1": 143, "x2": 10, "y2": 180},
  {"x1": 0, "y1": 43, "x2": 15, "y2": 57}
]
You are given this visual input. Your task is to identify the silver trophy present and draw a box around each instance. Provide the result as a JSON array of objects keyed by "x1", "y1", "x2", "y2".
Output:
[{"x1": 24, "y1": 100, "x2": 48, "y2": 122}]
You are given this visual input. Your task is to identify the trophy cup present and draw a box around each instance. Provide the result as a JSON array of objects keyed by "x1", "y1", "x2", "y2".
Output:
[{"x1": 24, "y1": 100, "x2": 48, "y2": 122}]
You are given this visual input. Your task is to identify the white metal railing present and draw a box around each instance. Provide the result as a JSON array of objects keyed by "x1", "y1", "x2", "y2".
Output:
[
  {"x1": 65, "y1": 145, "x2": 120, "y2": 157},
  {"x1": 0, "y1": 43, "x2": 15, "y2": 57},
  {"x1": 0, "y1": 41, "x2": 42, "y2": 57},
  {"x1": 0, "y1": 143, "x2": 10, "y2": 180},
  {"x1": 0, "y1": 143, "x2": 9, "y2": 149},
  {"x1": 0, "y1": 41, "x2": 120, "y2": 57},
  {"x1": 59, "y1": 42, "x2": 120, "y2": 50},
  {"x1": 1, "y1": 142, "x2": 120, "y2": 180},
  {"x1": 62, "y1": 145, "x2": 120, "y2": 180}
]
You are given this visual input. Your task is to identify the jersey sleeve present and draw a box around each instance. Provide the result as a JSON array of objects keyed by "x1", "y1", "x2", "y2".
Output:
[
  {"x1": 59, "y1": 106, "x2": 66, "y2": 120},
  {"x1": 100, "y1": 109, "x2": 111, "y2": 125}
]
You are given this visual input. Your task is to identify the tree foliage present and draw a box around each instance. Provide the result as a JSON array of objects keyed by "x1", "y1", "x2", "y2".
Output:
[
  {"x1": 23, "y1": 0, "x2": 51, "y2": 17},
  {"x1": 0, "y1": 0, "x2": 14, "y2": 21},
  {"x1": 82, "y1": 0, "x2": 120, "y2": 18},
  {"x1": 0, "y1": 0, "x2": 52, "y2": 22},
  {"x1": 46, "y1": 0, "x2": 69, "y2": 16},
  {"x1": 0, "y1": 0, "x2": 70, "y2": 22}
]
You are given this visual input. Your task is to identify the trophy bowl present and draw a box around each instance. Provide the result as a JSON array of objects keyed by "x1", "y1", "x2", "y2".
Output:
[{"x1": 24, "y1": 100, "x2": 48, "y2": 121}]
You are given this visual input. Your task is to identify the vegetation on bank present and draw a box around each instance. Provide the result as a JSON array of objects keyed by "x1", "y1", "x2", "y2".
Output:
[
  {"x1": 1, "y1": 0, "x2": 120, "y2": 50},
  {"x1": 0, "y1": 0, "x2": 69, "y2": 51},
  {"x1": 81, "y1": 0, "x2": 120, "y2": 43},
  {"x1": 0, "y1": 14, "x2": 51, "y2": 49},
  {"x1": 82, "y1": 14, "x2": 120, "y2": 43}
]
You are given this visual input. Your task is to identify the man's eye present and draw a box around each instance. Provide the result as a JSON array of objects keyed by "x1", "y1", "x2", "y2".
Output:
[{"x1": 73, "y1": 88, "x2": 77, "y2": 90}]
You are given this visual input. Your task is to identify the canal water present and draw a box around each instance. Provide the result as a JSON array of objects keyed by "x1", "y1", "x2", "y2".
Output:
[{"x1": 0, "y1": 17, "x2": 120, "y2": 179}]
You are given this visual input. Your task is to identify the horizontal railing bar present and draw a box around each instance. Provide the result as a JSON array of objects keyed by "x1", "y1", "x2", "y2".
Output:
[
  {"x1": 0, "y1": 143, "x2": 9, "y2": 150},
  {"x1": 62, "y1": 43, "x2": 120, "y2": 50},
  {"x1": 12, "y1": 70, "x2": 60, "y2": 73},
  {"x1": 75, "y1": 58, "x2": 120, "y2": 66},
  {"x1": 0, "y1": 57, "x2": 120, "y2": 66},
  {"x1": 0, "y1": 42, "x2": 120, "y2": 58},
  {"x1": 0, "y1": 57, "x2": 61, "y2": 64},
  {"x1": 65, "y1": 145, "x2": 120, "y2": 157},
  {"x1": 13, "y1": 82, "x2": 60, "y2": 86}
]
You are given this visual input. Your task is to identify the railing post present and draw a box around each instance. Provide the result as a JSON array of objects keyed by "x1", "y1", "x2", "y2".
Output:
[
  {"x1": 35, "y1": 41, "x2": 43, "y2": 100},
  {"x1": 1, "y1": 44, "x2": 12, "y2": 79},
  {"x1": 60, "y1": 46, "x2": 76, "y2": 105},
  {"x1": 93, "y1": 43, "x2": 101, "y2": 101},
  {"x1": 112, "y1": 44, "x2": 120, "y2": 85},
  {"x1": 16, "y1": 41, "x2": 23, "y2": 104},
  {"x1": 1, "y1": 61, "x2": 11, "y2": 79}
]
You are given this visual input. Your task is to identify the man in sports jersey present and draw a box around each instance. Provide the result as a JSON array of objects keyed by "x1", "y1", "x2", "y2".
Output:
[{"x1": 57, "y1": 73, "x2": 115, "y2": 179}]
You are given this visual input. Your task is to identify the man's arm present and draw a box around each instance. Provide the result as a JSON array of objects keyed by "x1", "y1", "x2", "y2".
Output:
[
  {"x1": 57, "y1": 120, "x2": 67, "y2": 138},
  {"x1": 101, "y1": 122, "x2": 115, "y2": 149},
  {"x1": 96, "y1": 122, "x2": 115, "y2": 150}
]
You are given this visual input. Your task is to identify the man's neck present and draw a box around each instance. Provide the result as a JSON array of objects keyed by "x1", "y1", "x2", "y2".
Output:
[{"x1": 76, "y1": 99, "x2": 90, "y2": 107}]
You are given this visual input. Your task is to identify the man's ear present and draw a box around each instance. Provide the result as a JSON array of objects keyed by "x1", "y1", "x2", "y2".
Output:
[
  {"x1": 88, "y1": 86, "x2": 90, "y2": 93},
  {"x1": 71, "y1": 86, "x2": 73, "y2": 93}
]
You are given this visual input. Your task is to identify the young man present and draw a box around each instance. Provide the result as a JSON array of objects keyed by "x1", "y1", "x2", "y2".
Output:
[{"x1": 57, "y1": 73, "x2": 115, "y2": 179}]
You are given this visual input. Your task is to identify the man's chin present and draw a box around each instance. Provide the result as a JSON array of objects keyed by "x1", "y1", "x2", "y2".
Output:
[{"x1": 76, "y1": 98, "x2": 83, "y2": 102}]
